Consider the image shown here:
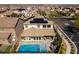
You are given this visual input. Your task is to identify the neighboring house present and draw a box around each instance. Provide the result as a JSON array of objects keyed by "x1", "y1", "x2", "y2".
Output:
[
  {"x1": 0, "y1": 17, "x2": 24, "y2": 43},
  {"x1": 21, "y1": 16, "x2": 56, "y2": 40},
  {"x1": 63, "y1": 7, "x2": 70, "y2": 12},
  {"x1": 0, "y1": 7, "x2": 8, "y2": 13},
  {"x1": 13, "y1": 8, "x2": 28, "y2": 17},
  {"x1": 75, "y1": 8, "x2": 79, "y2": 14},
  {"x1": 0, "y1": 33, "x2": 12, "y2": 44}
]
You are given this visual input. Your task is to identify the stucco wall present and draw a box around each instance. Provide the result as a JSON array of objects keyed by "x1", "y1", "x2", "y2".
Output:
[{"x1": 24, "y1": 24, "x2": 54, "y2": 30}]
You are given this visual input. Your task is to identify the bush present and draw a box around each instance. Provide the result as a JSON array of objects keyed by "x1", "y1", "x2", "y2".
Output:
[
  {"x1": 59, "y1": 46, "x2": 66, "y2": 54},
  {"x1": 11, "y1": 13, "x2": 19, "y2": 17},
  {"x1": 74, "y1": 18, "x2": 79, "y2": 27},
  {"x1": 5, "y1": 45, "x2": 12, "y2": 53}
]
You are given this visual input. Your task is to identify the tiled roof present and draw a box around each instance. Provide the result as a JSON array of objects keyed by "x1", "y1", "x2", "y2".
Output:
[
  {"x1": 21, "y1": 27, "x2": 55, "y2": 36},
  {"x1": 0, "y1": 17, "x2": 18, "y2": 28},
  {"x1": 0, "y1": 32, "x2": 11, "y2": 39}
]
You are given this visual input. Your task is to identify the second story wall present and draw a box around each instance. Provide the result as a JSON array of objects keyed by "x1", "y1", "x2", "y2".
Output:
[{"x1": 23, "y1": 24, "x2": 54, "y2": 30}]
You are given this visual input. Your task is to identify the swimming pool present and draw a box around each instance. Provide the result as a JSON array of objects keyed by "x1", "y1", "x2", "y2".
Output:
[{"x1": 18, "y1": 44, "x2": 47, "y2": 53}]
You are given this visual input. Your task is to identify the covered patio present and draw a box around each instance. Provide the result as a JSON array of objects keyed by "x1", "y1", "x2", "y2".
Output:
[{"x1": 21, "y1": 36, "x2": 55, "y2": 40}]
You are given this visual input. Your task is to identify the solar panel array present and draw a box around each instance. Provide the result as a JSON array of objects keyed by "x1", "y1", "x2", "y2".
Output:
[{"x1": 30, "y1": 18, "x2": 48, "y2": 23}]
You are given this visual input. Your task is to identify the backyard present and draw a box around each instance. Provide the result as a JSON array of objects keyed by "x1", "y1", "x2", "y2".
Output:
[{"x1": 74, "y1": 18, "x2": 79, "y2": 27}]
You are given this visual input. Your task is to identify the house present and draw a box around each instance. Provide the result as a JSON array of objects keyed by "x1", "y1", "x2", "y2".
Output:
[
  {"x1": 75, "y1": 8, "x2": 79, "y2": 14},
  {"x1": 0, "y1": 17, "x2": 24, "y2": 44},
  {"x1": 0, "y1": 7, "x2": 8, "y2": 13},
  {"x1": 21, "y1": 16, "x2": 56, "y2": 41},
  {"x1": 13, "y1": 8, "x2": 28, "y2": 17},
  {"x1": 63, "y1": 7, "x2": 70, "y2": 12},
  {"x1": 0, "y1": 33, "x2": 12, "y2": 44}
]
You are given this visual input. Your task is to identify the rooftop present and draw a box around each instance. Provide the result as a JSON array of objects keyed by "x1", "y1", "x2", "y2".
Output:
[
  {"x1": 0, "y1": 32, "x2": 11, "y2": 39},
  {"x1": 24, "y1": 16, "x2": 53, "y2": 25},
  {"x1": 21, "y1": 27, "x2": 55, "y2": 36},
  {"x1": 0, "y1": 17, "x2": 18, "y2": 28}
]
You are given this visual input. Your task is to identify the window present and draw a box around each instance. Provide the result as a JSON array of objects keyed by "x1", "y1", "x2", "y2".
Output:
[
  {"x1": 39, "y1": 37, "x2": 41, "y2": 40},
  {"x1": 47, "y1": 25, "x2": 51, "y2": 28},
  {"x1": 37, "y1": 25, "x2": 40, "y2": 28},
  {"x1": 43, "y1": 25, "x2": 46, "y2": 28}
]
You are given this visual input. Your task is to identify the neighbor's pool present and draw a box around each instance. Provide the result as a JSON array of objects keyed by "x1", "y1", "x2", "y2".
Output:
[{"x1": 18, "y1": 44, "x2": 47, "y2": 53}]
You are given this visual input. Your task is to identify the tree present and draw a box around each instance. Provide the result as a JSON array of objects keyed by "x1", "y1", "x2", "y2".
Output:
[
  {"x1": 11, "y1": 13, "x2": 19, "y2": 17},
  {"x1": 74, "y1": 18, "x2": 79, "y2": 27},
  {"x1": 37, "y1": 10, "x2": 46, "y2": 17}
]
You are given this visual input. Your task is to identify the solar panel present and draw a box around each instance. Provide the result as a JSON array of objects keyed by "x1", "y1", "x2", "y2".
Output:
[
  {"x1": 30, "y1": 18, "x2": 48, "y2": 23},
  {"x1": 17, "y1": 9, "x2": 25, "y2": 11}
]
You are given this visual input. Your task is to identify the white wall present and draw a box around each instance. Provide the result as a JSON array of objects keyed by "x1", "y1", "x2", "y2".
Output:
[
  {"x1": 24, "y1": 24, "x2": 53, "y2": 30},
  {"x1": 51, "y1": 25, "x2": 53, "y2": 29},
  {"x1": 13, "y1": 10, "x2": 20, "y2": 14},
  {"x1": 13, "y1": 10, "x2": 27, "y2": 15},
  {"x1": 24, "y1": 24, "x2": 38, "y2": 30},
  {"x1": 28, "y1": 25, "x2": 38, "y2": 28}
]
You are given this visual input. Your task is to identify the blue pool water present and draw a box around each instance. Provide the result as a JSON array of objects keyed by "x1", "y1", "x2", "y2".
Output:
[{"x1": 18, "y1": 44, "x2": 47, "y2": 53}]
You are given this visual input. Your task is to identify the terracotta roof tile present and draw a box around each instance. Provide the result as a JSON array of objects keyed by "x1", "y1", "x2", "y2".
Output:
[
  {"x1": 21, "y1": 28, "x2": 55, "y2": 36},
  {"x1": 0, "y1": 32, "x2": 11, "y2": 39},
  {"x1": 0, "y1": 17, "x2": 18, "y2": 28}
]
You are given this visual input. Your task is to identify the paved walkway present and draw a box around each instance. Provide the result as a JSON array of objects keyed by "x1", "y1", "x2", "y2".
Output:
[
  {"x1": 54, "y1": 23, "x2": 77, "y2": 54},
  {"x1": 54, "y1": 25, "x2": 71, "y2": 53}
]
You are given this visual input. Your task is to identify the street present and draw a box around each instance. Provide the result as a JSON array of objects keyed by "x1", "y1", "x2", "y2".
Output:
[{"x1": 52, "y1": 18, "x2": 79, "y2": 53}]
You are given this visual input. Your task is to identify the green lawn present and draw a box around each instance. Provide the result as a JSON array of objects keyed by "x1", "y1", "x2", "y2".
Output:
[
  {"x1": 4, "y1": 45, "x2": 12, "y2": 53},
  {"x1": 74, "y1": 19, "x2": 79, "y2": 27}
]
